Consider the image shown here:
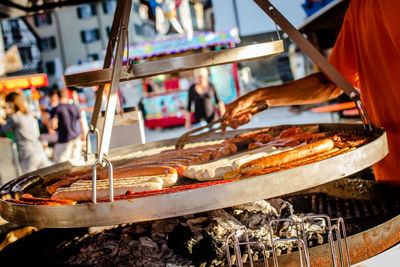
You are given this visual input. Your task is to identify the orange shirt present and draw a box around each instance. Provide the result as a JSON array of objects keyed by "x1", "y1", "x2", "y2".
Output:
[{"x1": 329, "y1": 0, "x2": 400, "y2": 184}]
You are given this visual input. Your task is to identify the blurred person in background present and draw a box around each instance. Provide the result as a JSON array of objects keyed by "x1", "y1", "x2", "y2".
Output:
[
  {"x1": 185, "y1": 68, "x2": 225, "y2": 129},
  {"x1": 50, "y1": 89, "x2": 86, "y2": 163},
  {"x1": 38, "y1": 89, "x2": 60, "y2": 148},
  {"x1": 0, "y1": 92, "x2": 50, "y2": 173}
]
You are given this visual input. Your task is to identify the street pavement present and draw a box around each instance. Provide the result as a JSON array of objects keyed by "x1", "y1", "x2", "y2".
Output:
[{"x1": 144, "y1": 106, "x2": 342, "y2": 143}]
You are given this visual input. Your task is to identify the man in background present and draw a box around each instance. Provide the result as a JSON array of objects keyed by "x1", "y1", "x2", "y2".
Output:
[{"x1": 50, "y1": 89, "x2": 86, "y2": 163}]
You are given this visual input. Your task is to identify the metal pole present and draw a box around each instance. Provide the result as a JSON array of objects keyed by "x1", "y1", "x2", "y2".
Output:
[{"x1": 97, "y1": 0, "x2": 132, "y2": 161}]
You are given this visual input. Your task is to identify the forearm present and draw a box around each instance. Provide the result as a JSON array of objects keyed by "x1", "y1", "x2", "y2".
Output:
[
  {"x1": 79, "y1": 118, "x2": 87, "y2": 136},
  {"x1": 184, "y1": 110, "x2": 191, "y2": 123},
  {"x1": 218, "y1": 101, "x2": 226, "y2": 116},
  {"x1": 240, "y1": 72, "x2": 342, "y2": 107},
  {"x1": 50, "y1": 118, "x2": 58, "y2": 131}
]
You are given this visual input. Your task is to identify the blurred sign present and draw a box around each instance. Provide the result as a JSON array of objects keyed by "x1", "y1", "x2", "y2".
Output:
[
  {"x1": 4, "y1": 45, "x2": 23, "y2": 74},
  {"x1": 0, "y1": 73, "x2": 48, "y2": 91},
  {"x1": 143, "y1": 91, "x2": 187, "y2": 120}
]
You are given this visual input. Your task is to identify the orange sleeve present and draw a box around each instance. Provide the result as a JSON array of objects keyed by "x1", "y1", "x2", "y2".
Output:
[{"x1": 328, "y1": 10, "x2": 360, "y2": 89}]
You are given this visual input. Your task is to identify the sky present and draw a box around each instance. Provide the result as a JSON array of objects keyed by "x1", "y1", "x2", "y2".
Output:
[{"x1": 212, "y1": 0, "x2": 307, "y2": 36}]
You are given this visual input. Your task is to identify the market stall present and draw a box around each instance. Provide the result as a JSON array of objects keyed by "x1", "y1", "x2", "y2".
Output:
[{"x1": 124, "y1": 28, "x2": 241, "y2": 129}]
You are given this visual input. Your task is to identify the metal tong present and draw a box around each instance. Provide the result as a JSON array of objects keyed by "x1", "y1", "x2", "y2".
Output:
[{"x1": 175, "y1": 101, "x2": 269, "y2": 149}]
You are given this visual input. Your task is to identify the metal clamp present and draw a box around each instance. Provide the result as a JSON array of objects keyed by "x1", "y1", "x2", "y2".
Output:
[
  {"x1": 328, "y1": 218, "x2": 351, "y2": 267},
  {"x1": 91, "y1": 157, "x2": 114, "y2": 203},
  {"x1": 269, "y1": 218, "x2": 309, "y2": 267},
  {"x1": 351, "y1": 93, "x2": 373, "y2": 132},
  {"x1": 85, "y1": 127, "x2": 100, "y2": 161},
  {"x1": 301, "y1": 215, "x2": 334, "y2": 264},
  {"x1": 123, "y1": 24, "x2": 133, "y2": 73},
  {"x1": 226, "y1": 226, "x2": 269, "y2": 267},
  {"x1": 272, "y1": 237, "x2": 310, "y2": 267}
]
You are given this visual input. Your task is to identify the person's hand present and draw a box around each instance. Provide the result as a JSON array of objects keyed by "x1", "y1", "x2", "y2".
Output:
[
  {"x1": 223, "y1": 97, "x2": 255, "y2": 129},
  {"x1": 185, "y1": 121, "x2": 191, "y2": 130},
  {"x1": 0, "y1": 117, "x2": 6, "y2": 125}
]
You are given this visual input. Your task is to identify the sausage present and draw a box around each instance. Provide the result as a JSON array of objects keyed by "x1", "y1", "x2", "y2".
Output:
[
  {"x1": 11, "y1": 175, "x2": 43, "y2": 198},
  {"x1": 46, "y1": 176, "x2": 87, "y2": 194},
  {"x1": 21, "y1": 193, "x2": 77, "y2": 205},
  {"x1": 240, "y1": 138, "x2": 335, "y2": 175},
  {"x1": 70, "y1": 176, "x2": 163, "y2": 188},
  {"x1": 0, "y1": 177, "x2": 22, "y2": 199},
  {"x1": 51, "y1": 182, "x2": 162, "y2": 202},
  {"x1": 100, "y1": 166, "x2": 177, "y2": 180}
]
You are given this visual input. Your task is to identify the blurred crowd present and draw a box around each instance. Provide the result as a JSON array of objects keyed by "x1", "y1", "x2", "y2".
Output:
[{"x1": 0, "y1": 88, "x2": 88, "y2": 176}]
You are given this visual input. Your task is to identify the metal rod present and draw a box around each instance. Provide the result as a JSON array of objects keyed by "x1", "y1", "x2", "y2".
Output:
[
  {"x1": 336, "y1": 218, "x2": 351, "y2": 267},
  {"x1": 226, "y1": 226, "x2": 269, "y2": 267},
  {"x1": 328, "y1": 225, "x2": 339, "y2": 267},
  {"x1": 92, "y1": 159, "x2": 99, "y2": 203},
  {"x1": 89, "y1": 0, "x2": 124, "y2": 132},
  {"x1": 301, "y1": 215, "x2": 333, "y2": 264},
  {"x1": 98, "y1": 0, "x2": 132, "y2": 161},
  {"x1": 272, "y1": 237, "x2": 310, "y2": 267},
  {"x1": 328, "y1": 217, "x2": 351, "y2": 267},
  {"x1": 85, "y1": 127, "x2": 99, "y2": 161},
  {"x1": 63, "y1": 41, "x2": 283, "y2": 88}
]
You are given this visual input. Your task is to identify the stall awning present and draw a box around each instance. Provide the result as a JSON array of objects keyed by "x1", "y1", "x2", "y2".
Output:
[
  {"x1": 299, "y1": 0, "x2": 348, "y2": 33},
  {"x1": 0, "y1": 73, "x2": 48, "y2": 91}
]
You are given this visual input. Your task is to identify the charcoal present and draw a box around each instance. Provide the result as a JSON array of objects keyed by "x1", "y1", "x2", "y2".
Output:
[{"x1": 167, "y1": 223, "x2": 220, "y2": 262}]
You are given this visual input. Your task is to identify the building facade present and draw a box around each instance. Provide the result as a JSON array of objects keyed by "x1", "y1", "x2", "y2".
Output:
[
  {"x1": 0, "y1": 0, "x2": 210, "y2": 87},
  {"x1": 23, "y1": 0, "x2": 148, "y2": 86}
]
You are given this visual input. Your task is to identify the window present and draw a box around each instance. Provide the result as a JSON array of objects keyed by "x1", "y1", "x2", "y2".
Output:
[
  {"x1": 34, "y1": 13, "x2": 52, "y2": 27},
  {"x1": 133, "y1": 3, "x2": 139, "y2": 13},
  {"x1": 106, "y1": 26, "x2": 111, "y2": 37},
  {"x1": 77, "y1": 5, "x2": 96, "y2": 19},
  {"x1": 19, "y1": 47, "x2": 33, "y2": 61},
  {"x1": 81, "y1": 29, "x2": 100, "y2": 43},
  {"x1": 134, "y1": 24, "x2": 142, "y2": 36},
  {"x1": 103, "y1": 1, "x2": 116, "y2": 14},
  {"x1": 88, "y1": 53, "x2": 99, "y2": 61},
  {"x1": 40, "y1": 36, "x2": 56, "y2": 51},
  {"x1": 46, "y1": 61, "x2": 55, "y2": 75}
]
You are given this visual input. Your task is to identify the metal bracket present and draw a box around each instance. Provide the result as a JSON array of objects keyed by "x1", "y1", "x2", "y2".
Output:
[
  {"x1": 269, "y1": 218, "x2": 309, "y2": 267},
  {"x1": 301, "y1": 215, "x2": 335, "y2": 264},
  {"x1": 328, "y1": 218, "x2": 351, "y2": 267},
  {"x1": 351, "y1": 94, "x2": 373, "y2": 132},
  {"x1": 85, "y1": 127, "x2": 100, "y2": 162},
  {"x1": 226, "y1": 225, "x2": 269, "y2": 267},
  {"x1": 272, "y1": 237, "x2": 310, "y2": 267},
  {"x1": 91, "y1": 157, "x2": 114, "y2": 204}
]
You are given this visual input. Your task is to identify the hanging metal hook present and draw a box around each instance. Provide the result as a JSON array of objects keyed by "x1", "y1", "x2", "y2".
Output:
[
  {"x1": 85, "y1": 126, "x2": 100, "y2": 162},
  {"x1": 91, "y1": 157, "x2": 114, "y2": 203}
]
